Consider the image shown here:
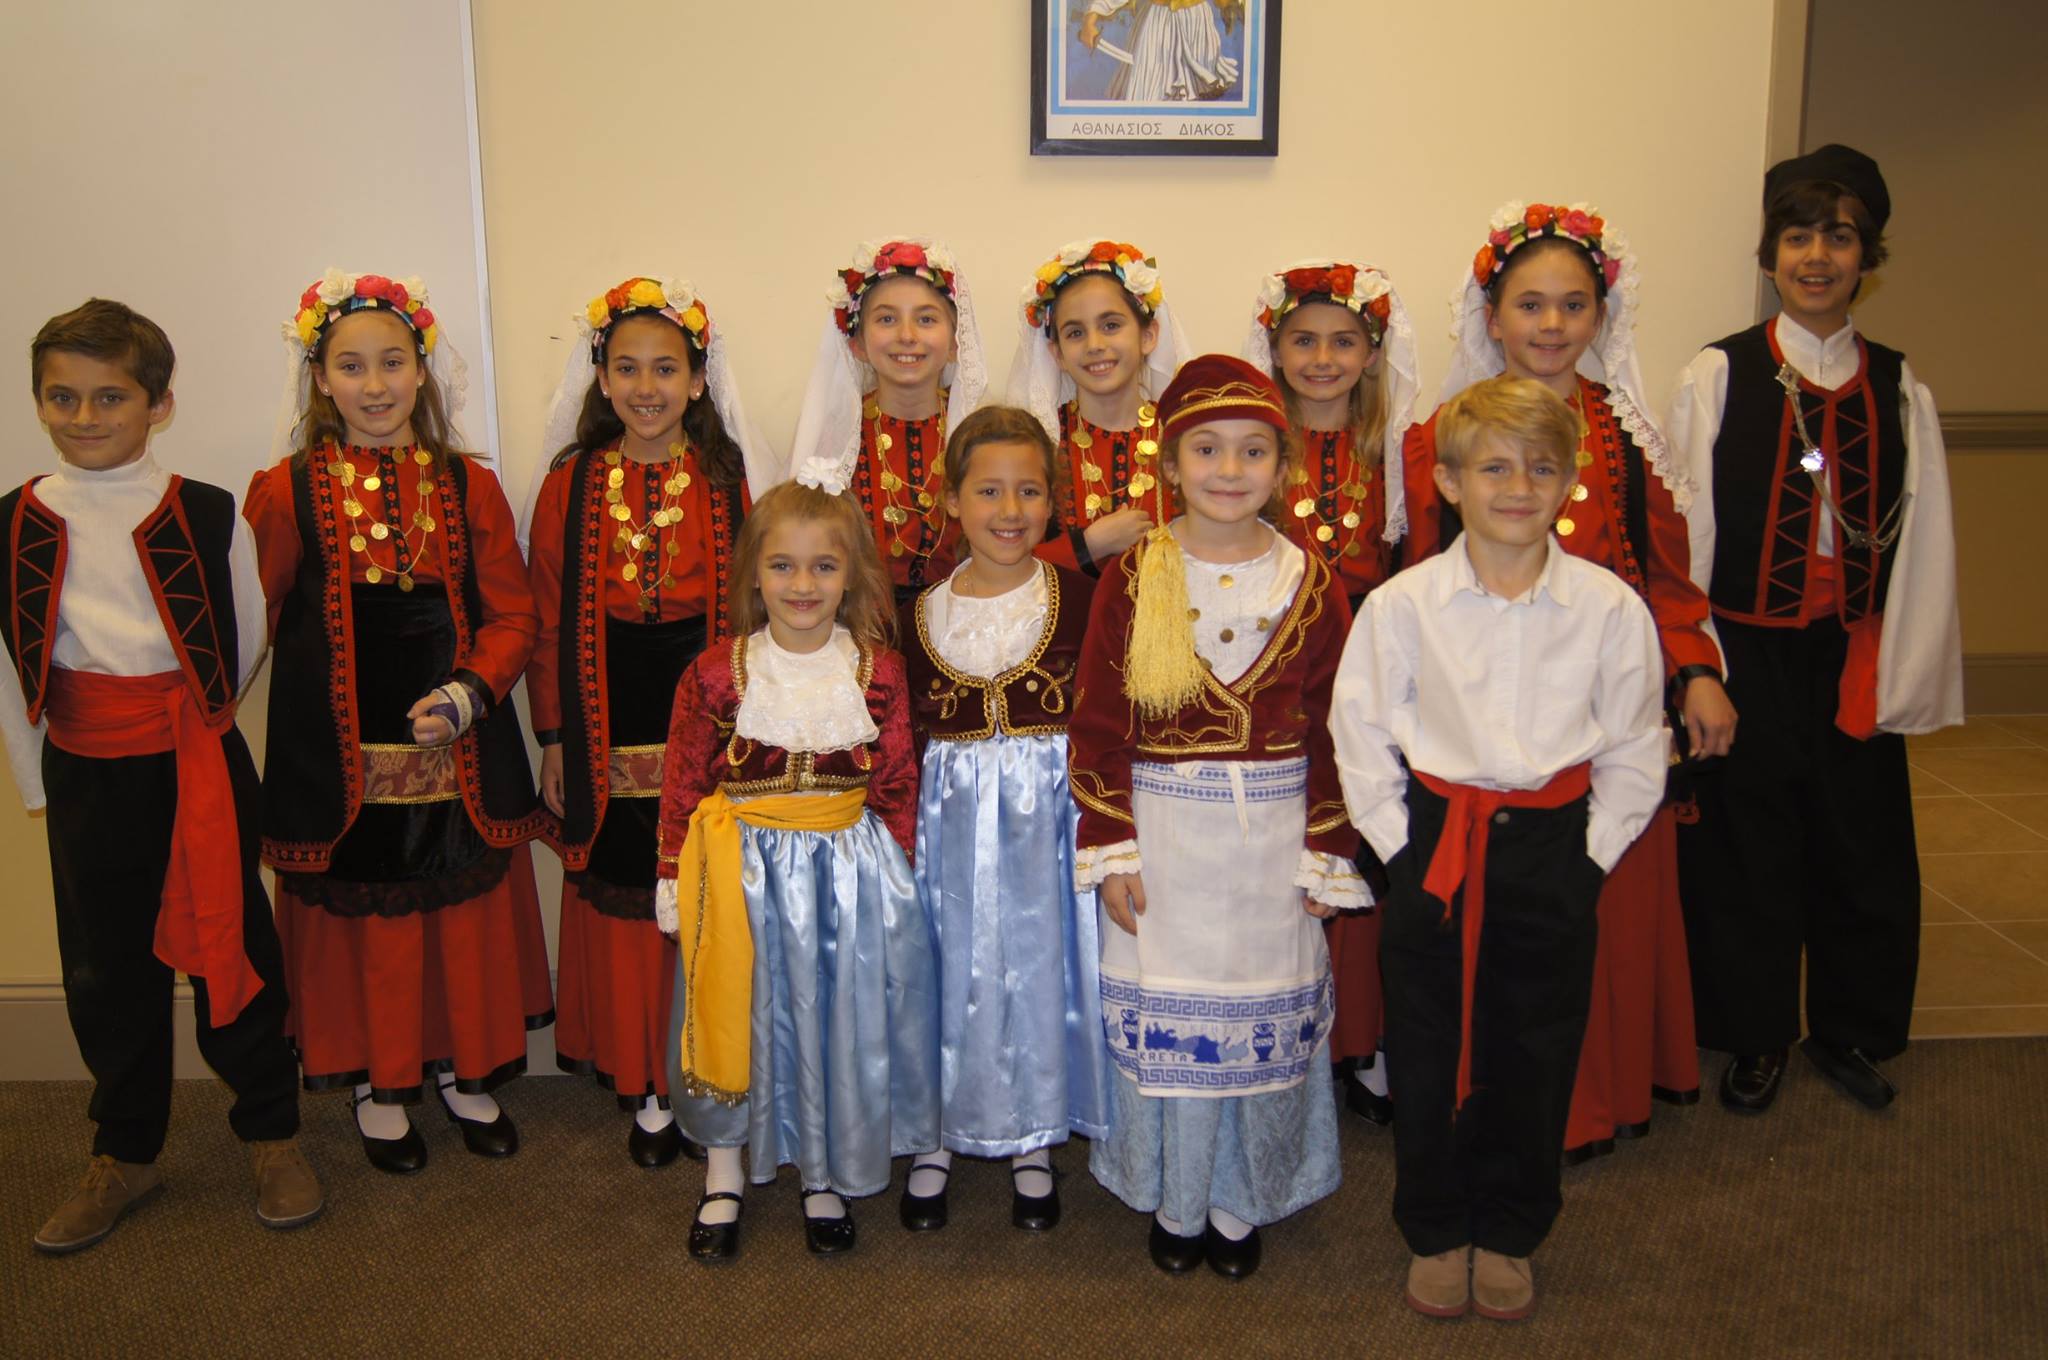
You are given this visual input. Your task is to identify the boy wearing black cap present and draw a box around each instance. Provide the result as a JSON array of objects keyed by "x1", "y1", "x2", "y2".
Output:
[{"x1": 1668, "y1": 144, "x2": 1962, "y2": 1115}]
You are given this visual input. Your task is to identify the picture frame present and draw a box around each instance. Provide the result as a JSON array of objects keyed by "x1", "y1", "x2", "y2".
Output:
[{"x1": 1029, "y1": 0, "x2": 1282, "y2": 157}]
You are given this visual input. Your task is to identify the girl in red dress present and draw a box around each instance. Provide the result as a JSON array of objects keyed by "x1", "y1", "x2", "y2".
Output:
[
  {"x1": 525, "y1": 276, "x2": 773, "y2": 1167},
  {"x1": 1006, "y1": 239, "x2": 1190, "y2": 575},
  {"x1": 1401, "y1": 204, "x2": 1734, "y2": 1160},
  {"x1": 246, "y1": 271, "x2": 552, "y2": 1174}
]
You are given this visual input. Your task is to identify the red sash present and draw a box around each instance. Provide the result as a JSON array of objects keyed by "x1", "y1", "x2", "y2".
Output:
[
  {"x1": 1414, "y1": 762, "x2": 1593, "y2": 1113},
  {"x1": 45, "y1": 669, "x2": 260, "y2": 1026}
]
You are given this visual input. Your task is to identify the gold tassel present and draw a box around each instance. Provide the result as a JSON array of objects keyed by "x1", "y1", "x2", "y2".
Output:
[{"x1": 1123, "y1": 523, "x2": 1207, "y2": 720}]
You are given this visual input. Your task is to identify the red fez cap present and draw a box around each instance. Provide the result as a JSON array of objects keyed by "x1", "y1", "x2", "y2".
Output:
[{"x1": 1157, "y1": 354, "x2": 1289, "y2": 441}]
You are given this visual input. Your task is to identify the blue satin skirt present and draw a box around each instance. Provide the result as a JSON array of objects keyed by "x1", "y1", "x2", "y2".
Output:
[
  {"x1": 915, "y1": 732, "x2": 1111, "y2": 1157},
  {"x1": 667, "y1": 810, "x2": 940, "y2": 1197}
]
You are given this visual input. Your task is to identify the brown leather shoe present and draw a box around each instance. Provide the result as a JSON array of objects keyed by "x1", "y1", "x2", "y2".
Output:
[
  {"x1": 250, "y1": 1138, "x2": 325, "y2": 1229},
  {"x1": 1405, "y1": 1247, "x2": 1470, "y2": 1317},
  {"x1": 33, "y1": 1155, "x2": 163, "y2": 1255},
  {"x1": 1472, "y1": 1248, "x2": 1536, "y2": 1320}
]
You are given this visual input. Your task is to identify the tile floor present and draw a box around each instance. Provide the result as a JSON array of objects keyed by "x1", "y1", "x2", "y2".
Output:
[{"x1": 1908, "y1": 714, "x2": 2048, "y2": 1038}]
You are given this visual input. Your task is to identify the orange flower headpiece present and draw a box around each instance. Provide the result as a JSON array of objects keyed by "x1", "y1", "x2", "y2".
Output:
[
  {"x1": 289, "y1": 270, "x2": 438, "y2": 358},
  {"x1": 1022, "y1": 239, "x2": 1164, "y2": 332},
  {"x1": 582, "y1": 276, "x2": 712, "y2": 362},
  {"x1": 1470, "y1": 202, "x2": 1621, "y2": 296}
]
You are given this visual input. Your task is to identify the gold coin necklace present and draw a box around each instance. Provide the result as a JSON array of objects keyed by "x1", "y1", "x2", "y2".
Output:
[
  {"x1": 604, "y1": 443, "x2": 692, "y2": 613},
  {"x1": 857, "y1": 391, "x2": 948, "y2": 564},
  {"x1": 1290, "y1": 428, "x2": 1373, "y2": 561},
  {"x1": 329, "y1": 444, "x2": 436, "y2": 591},
  {"x1": 1556, "y1": 392, "x2": 1595, "y2": 539},
  {"x1": 1067, "y1": 400, "x2": 1160, "y2": 520}
]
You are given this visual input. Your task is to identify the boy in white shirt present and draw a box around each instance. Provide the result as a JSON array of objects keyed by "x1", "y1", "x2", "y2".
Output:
[
  {"x1": 3, "y1": 300, "x2": 321, "y2": 1253},
  {"x1": 1330, "y1": 376, "x2": 1665, "y2": 1320},
  {"x1": 1667, "y1": 145, "x2": 1961, "y2": 1117}
]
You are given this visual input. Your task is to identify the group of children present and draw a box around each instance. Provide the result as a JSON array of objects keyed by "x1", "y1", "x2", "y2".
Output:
[{"x1": 5, "y1": 143, "x2": 1960, "y2": 1321}]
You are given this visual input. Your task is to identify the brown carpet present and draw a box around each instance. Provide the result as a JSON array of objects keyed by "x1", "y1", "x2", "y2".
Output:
[{"x1": 3, "y1": 1042, "x2": 2045, "y2": 1358}]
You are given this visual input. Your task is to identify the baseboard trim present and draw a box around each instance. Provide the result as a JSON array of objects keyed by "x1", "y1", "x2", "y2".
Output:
[
  {"x1": 1965, "y1": 653, "x2": 2048, "y2": 714},
  {"x1": 1942, "y1": 411, "x2": 2048, "y2": 451}
]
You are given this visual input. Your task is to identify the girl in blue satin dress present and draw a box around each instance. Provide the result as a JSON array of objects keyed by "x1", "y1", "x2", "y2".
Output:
[{"x1": 897, "y1": 407, "x2": 1110, "y2": 1234}]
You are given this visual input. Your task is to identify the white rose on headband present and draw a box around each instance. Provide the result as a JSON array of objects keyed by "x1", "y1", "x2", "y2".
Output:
[
  {"x1": 795, "y1": 455, "x2": 851, "y2": 496},
  {"x1": 852, "y1": 242, "x2": 881, "y2": 273},
  {"x1": 825, "y1": 277, "x2": 853, "y2": 310},
  {"x1": 1257, "y1": 274, "x2": 1289, "y2": 311},
  {"x1": 1489, "y1": 201, "x2": 1526, "y2": 233},
  {"x1": 399, "y1": 276, "x2": 429, "y2": 304},
  {"x1": 1057, "y1": 240, "x2": 1091, "y2": 267},
  {"x1": 1356, "y1": 271, "x2": 1391, "y2": 303},
  {"x1": 924, "y1": 243, "x2": 956, "y2": 275},
  {"x1": 316, "y1": 269, "x2": 353, "y2": 307},
  {"x1": 664, "y1": 280, "x2": 697, "y2": 312},
  {"x1": 1121, "y1": 262, "x2": 1160, "y2": 299}
]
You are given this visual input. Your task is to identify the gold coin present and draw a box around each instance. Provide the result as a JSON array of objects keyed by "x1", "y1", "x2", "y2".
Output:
[
  {"x1": 611, "y1": 505, "x2": 632, "y2": 522},
  {"x1": 343, "y1": 500, "x2": 364, "y2": 517},
  {"x1": 413, "y1": 450, "x2": 432, "y2": 466},
  {"x1": 622, "y1": 562, "x2": 639, "y2": 581},
  {"x1": 1556, "y1": 517, "x2": 1576, "y2": 536},
  {"x1": 365, "y1": 564, "x2": 383, "y2": 583},
  {"x1": 326, "y1": 461, "x2": 347, "y2": 477},
  {"x1": 370, "y1": 523, "x2": 390, "y2": 540},
  {"x1": 883, "y1": 506, "x2": 908, "y2": 525},
  {"x1": 880, "y1": 471, "x2": 903, "y2": 492},
  {"x1": 1219, "y1": 628, "x2": 1235, "y2": 643},
  {"x1": 668, "y1": 442, "x2": 686, "y2": 460},
  {"x1": 1341, "y1": 511, "x2": 1362, "y2": 529},
  {"x1": 1080, "y1": 462, "x2": 1104, "y2": 482},
  {"x1": 1187, "y1": 607, "x2": 1201, "y2": 621},
  {"x1": 1072, "y1": 428, "x2": 1094, "y2": 450},
  {"x1": 1218, "y1": 574, "x2": 1236, "y2": 589},
  {"x1": 668, "y1": 473, "x2": 692, "y2": 493},
  {"x1": 1135, "y1": 439, "x2": 1159, "y2": 459},
  {"x1": 418, "y1": 479, "x2": 435, "y2": 495},
  {"x1": 605, "y1": 449, "x2": 623, "y2": 466},
  {"x1": 916, "y1": 493, "x2": 933, "y2": 509},
  {"x1": 362, "y1": 475, "x2": 382, "y2": 491},
  {"x1": 338, "y1": 466, "x2": 355, "y2": 486},
  {"x1": 606, "y1": 488, "x2": 624, "y2": 505},
  {"x1": 1346, "y1": 481, "x2": 1368, "y2": 498},
  {"x1": 1316, "y1": 525, "x2": 1336, "y2": 542},
  {"x1": 1571, "y1": 483, "x2": 1590, "y2": 502},
  {"x1": 1575, "y1": 449, "x2": 1594, "y2": 468},
  {"x1": 1130, "y1": 473, "x2": 1154, "y2": 495},
  {"x1": 930, "y1": 456, "x2": 944, "y2": 475},
  {"x1": 630, "y1": 534, "x2": 648, "y2": 552},
  {"x1": 1137, "y1": 403, "x2": 1157, "y2": 424},
  {"x1": 1293, "y1": 497, "x2": 1317, "y2": 518},
  {"x1": 876, "y1": 433, "x2": 894, "y2": 454},
  {"x1": 349, "y1": 534, "x2": 367, "y2": 552},
  {"x1": 397, "y1": 574, "x2": 415, "y2": 593},
  {"x1": 1343, "y1": 542, "x2": 1362, "y2": 558},
  {"x1": 608, "y1": 468, "x2": 625, "y2": 488},
  {"x1": 1084, "y1": 493, "x2": 1103, "y2": 515},
  {"x1": 415, "y1": 514, "x2": 435, "y2": 533},
  {"x1": 666, "y1": 540, "x2": 681, "y2": 556},
  {"x1": 863, "y1": 400, "x2": 881, "y2": 420},
  {"x1": 889, "y1": 540, "x2": 905, "y2": 557},
  {"x1": 1256, "y1": 617, "x2": 1272, "y2": 631}
]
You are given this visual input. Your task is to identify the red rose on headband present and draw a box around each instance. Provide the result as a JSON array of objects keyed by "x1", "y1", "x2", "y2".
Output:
[
  {"x1": 1088, "y1": 241, "x2": 1120, "y2": 264},
  {"x1": 410, "y1": 308, "x2": 434, "y2": 332},
  {"x1": 300, "y1": 286, "x2": 321, "y2": 311},
  {"x1": 875, "y1": 241, "x2": 929, "y2": 272},
  {"x1": 1602, "y1": 257, "x2": 1622, "y2": 289},
  {"x1": 1327, "y1": 264, "x2": 1358, "y2": 298},
  {"x1": 1524, "y1": 204, "x2": 1556, "y2": 231},
  {"x1": 1489, "y1": 228, "x2": 1512, "y2": 247},
  {"x1": 1589, "y1": 215, "x2": 1606, "y2": 235},
  {"x1": 1281, "y1": 267, "x2": 1326, "y2": 296},
  {"x1": 1561, "y1": 208, "x2": 1598, "y2": 239},
  {"x1": 1367, "y1": 294, "x2": 1391, "y2": 322}
]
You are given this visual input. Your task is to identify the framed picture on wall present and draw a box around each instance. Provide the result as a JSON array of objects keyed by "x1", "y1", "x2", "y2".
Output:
[{"x1": 1030, "y1": 0, "x2": 1282, "y2": 157}]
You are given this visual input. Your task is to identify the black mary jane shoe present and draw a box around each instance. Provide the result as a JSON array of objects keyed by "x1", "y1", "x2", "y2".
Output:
[
  {"x1": 355, "y1": 1093, "x2": 427, "y2": 1176},
  {"x1": 1561, "y1": 1138, "x2": 1615, "y2": 1169},
  {"x1": 1010, "y1": 1164, "x2": 1060, "y2": 1232},
  {"x1": 1718, "y1": 1049, "x2": 1788, "y2": 1114},
  {"x1": 1799, "y1": 1038, "x2": 1898, "y2": 1111},
  {"x1": 1148, "y1": 1218, "x2": 1207, "y2": 1275},
  {"x1": 628, "y1": 1120, "x2": 701, "y2": 1169},
  {"x1": 899, "y1": 1170, "x2": 949, "y2": 1232},
  {"x1": 435, "y1": 1083, "x2": 519, "y2": 1157},
  {"x1": 1204, "y1": 1222, "x2": 1263, "y2": 1282},
  {"x1": 1615, "y1": 1118, "x2": 1652, "y2": 1141},
  {"x1": 803, "y1": 1194, "x2": 858, "y2": 1256},
  {"x1": 687, "y1": 1191, "x2": 743, "y2": 1263},
  {"x1": 1345, "y1": 1079, "x2": 1394, "y2": 1128}
]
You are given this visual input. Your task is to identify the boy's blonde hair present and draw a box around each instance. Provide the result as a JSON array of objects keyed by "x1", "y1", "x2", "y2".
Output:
[
  {"x1": 725, "y1": 481, "x2": 895, "y2": 651},
  {"x1": 1435, "y1": 375, "x2": 1578, "y2": 472}
]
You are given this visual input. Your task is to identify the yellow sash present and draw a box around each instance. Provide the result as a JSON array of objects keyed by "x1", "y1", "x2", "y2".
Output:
[{"x1": 674, "y1": 786, "x2": 868, "y2": 1105}]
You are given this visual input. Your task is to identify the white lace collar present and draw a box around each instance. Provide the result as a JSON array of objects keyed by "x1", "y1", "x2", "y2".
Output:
[
  {"x1": 734, "y1": 625, "x2": 879, "y2": 753},
  {"x1": 923, "y1": 562, "x2": 1050, "y2": 679}
]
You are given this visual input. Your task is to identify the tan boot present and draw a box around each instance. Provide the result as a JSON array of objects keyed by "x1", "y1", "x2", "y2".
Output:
[
  {"x1": 1405, "y1": 1246, "x2": 1471, "y2": 1317},
  {"x1": 33, "y1": 1155, "x2": 163, "y2": 1255},
  {"x1": 1472, "y1": 1247, "x2": 1537, "y2": 1320},
  {"x1": 250, "y1": 1138, "x2": 325, "y2": 1229}
]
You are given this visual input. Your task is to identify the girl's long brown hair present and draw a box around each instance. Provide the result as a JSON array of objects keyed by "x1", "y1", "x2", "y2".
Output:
[
  {"x1": 1270, "y1": 302, "x2": 1389, "y2": 473},
  {"x1": 724, "y1": 482, "x2": 895, "y2": 651},
  {"x1": 550, "y1": 314, "x2": 746, "y2": 484},
  {"x1": 291, "y1": 308, "x2": 464, "y2": 474}
]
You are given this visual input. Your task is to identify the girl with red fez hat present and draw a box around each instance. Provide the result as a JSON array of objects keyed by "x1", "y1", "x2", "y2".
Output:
[
  {"x1": 245, "y1": 271, "x2": 553, "y2": 1175},
  {"x1": 1068, "y1": 354, "x2": 1364, "y2": 1281},
  {"x1": 1402, "y1": 202, "x2": 1723, "y2": 1161}
]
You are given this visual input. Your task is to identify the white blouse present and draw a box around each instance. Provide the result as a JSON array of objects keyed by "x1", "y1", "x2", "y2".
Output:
[
  {"x1": 733, "y1": 624, "x2": 878, "y2": 753},
  {"x1": 925, "y1": 565, "x2": 1048, "y2": 679},
  {"x1": 1180, "y1": 528, "x2": 1304, "y2": 684}
]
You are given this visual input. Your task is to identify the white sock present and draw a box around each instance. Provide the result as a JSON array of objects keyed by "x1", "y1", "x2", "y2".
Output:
[
  {"x1": 907, "y1": 1150, "x2": 952, "y2": 1198},
  {"x1": 1012, "y1": 1148, "x2": 1053, "y2": 1198},
  {"x1": 634, "y1": 1095, "x2": 673, "y2": 1134},
  {"x1": 1155, "y1": 1209, "x2": 1185, "y2": 1236},
  {"x1": 1208, "y1": 1206, "x2": 1255, "y2": 1241},
  {"x1": 1357, "y1": 1050, "x2": 1391, "y2": 1098},
  {"x1": 354, "y1": 1084, "x2": 410, "y2": 1140},
  {"x1": 803, "y1": 1189, "x2": 847, "y2": 1220},
  {"x1": 437, "y1": 1074, "x2": 500, "y2": 1123},
  {"x1": 698, "y1": 1146, "x2": 743, "y2": 1225}
]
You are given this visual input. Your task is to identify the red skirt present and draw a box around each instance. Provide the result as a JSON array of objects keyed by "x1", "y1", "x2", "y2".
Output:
[
  {"x1": 1326, "y1": 910, "x2": 1384, "y2": 1065},
  {"x1": 277, "y1": 843, "x2": 555, "y2": 1102},
  {"x1": 1566, "y1": 804, "x2": 1701, "y2": 1152},
  {"x1": 552, "y1": 882, "x2": 677, "y2": 1101}
]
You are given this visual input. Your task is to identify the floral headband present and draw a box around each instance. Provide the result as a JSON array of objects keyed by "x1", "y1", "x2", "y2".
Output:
[
  {"x1": 1472, "y1": 202, "x2": 1622, "y2": 294},
  {"x1": 827, "y1": 239, "x2": 958, "y2": 337},
  {"x1": 1022, "y1": 240, "x2": 1163, "y2": 332},
  {"x1": 1256, "y1": 262, "x2": 1393, "y2": 345},
  {"x1": 290, "y1": 270, "x2": 437, "y2": 356},
  {"x1": 582, "y1": 276, "x2": 711, "y2": 361}
]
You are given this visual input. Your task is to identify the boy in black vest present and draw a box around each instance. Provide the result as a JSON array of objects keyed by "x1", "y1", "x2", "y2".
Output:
[
  {"x1": 2, "y1": 300, "x2": 321, "y2": 1252},
  {"x1": 1667, "y1": 146, "x2": 1962, "y2": 1115}
]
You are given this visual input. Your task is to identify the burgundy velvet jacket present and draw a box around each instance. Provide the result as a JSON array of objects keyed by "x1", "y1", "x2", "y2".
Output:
[{"x1": 899, "y1": 562, "x2": 1092, "y2": 759}]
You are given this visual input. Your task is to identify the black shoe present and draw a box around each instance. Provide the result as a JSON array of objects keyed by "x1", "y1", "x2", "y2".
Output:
[
  {"x1": 435, "y1": 1083, "x2": 519, "y2": 1157},
  {"x1": 1561, "y1": 1138, "x2": 1614, "y2": 1168},
  {"x1": 1345, "y1": 1079, "x2": 1394, "y2": 1127},
  {"x1": 803, "y1": 1193, "x2": 857, "y2": 1256},
  {"x1": 1651, "y1": 1083, "x2": 1702, "y2": 1106},
  {"x1": 1205, "y1": 1222, "x2": 1262, "y2": 1281},
  {"x1": 1011, "y1": 1164, "x2": 1060, "y2": 1232},
  {"x1": 687, "y1": 1190, "x2": 742, "y2": 1262},
  {"x1": 1148, "y1": 1218, "x2": 1206, "y2": 1275},
  {"x1": 1799, "y1": 1038, "x2": 1898, "y2": 1110},
  {"x1": 899, "y1": 1167, "x2": 949, "y2": 1232},
  {"x1": 628, "y1": 1119, "x2": 703, "y2": 1168},
  {"x1": 1718, "y1": 1049, "x2": 1788, "y2": 1113},
  {"x1": 355, "y1": 1094, "x2": 427, "y2": 1175},
  {"x1": 1615, "y1": 1118, "x2": 1651, "y2": 1141}
]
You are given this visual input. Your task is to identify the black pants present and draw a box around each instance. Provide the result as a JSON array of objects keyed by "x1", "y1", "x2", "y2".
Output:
[
  {"x1": 1676, "y1": 615, "x2": 1919, "y2": 1059},
  {"x1": 44, "y1": 730, "x2": 299, "y2": 1163},
  {"x1": 1382, "y1": 783, "x2": 1602, "y2": 1258}
]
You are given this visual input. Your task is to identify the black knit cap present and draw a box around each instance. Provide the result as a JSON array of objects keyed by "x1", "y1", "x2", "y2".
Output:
[{"x1": 1764, "y1": 143, "x2": 1891, "y2": 232}]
